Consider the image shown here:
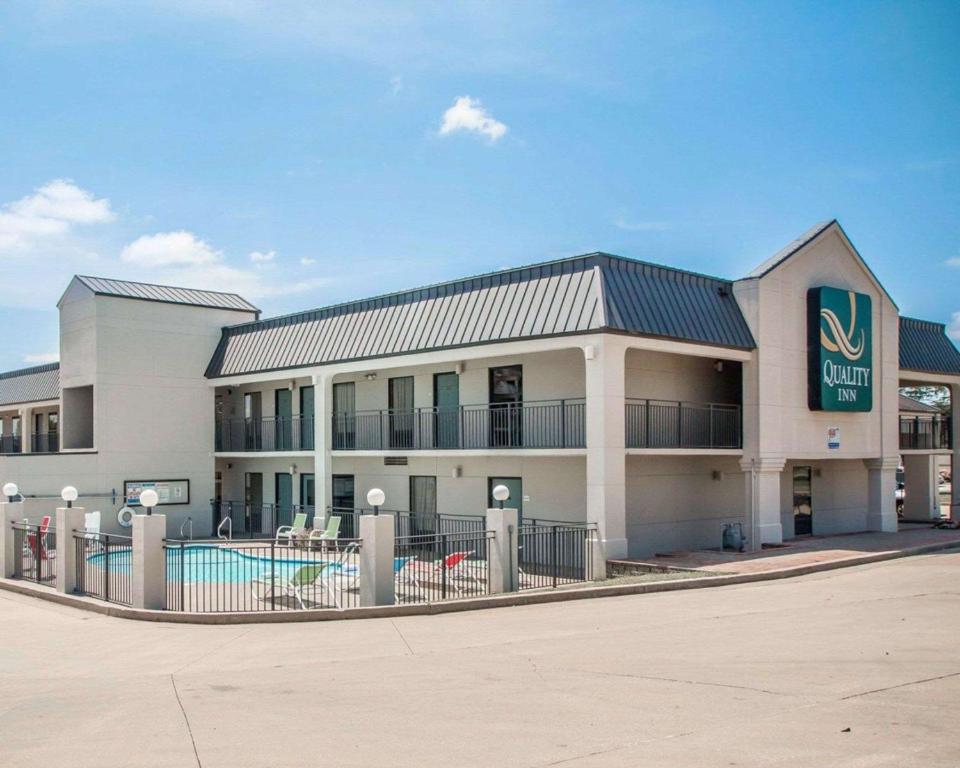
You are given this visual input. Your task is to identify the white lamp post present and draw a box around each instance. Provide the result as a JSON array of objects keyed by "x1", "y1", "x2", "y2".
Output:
[
  {"x1": 3, "y1": 482, "x2": 18, "y2": 503},
  {"x1": 139, "y1": 488, "x2": 159, "y2": 516},
  {"x1": 61, "y1": 485, "x2": 79, "y2": 509},
  {"x1": 366, "y1": 488, "x2": 385, "y2": 516},
  {"x1": 492, "y1": 484, "x2": 510, "y2": 510}
]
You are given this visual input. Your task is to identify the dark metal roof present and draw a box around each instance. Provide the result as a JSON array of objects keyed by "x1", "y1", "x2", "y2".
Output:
[
  {"x1": 69, "y1": 275, "x2": 259, "y2": 314},
  {"x1": 205, "y1": 253, "x2": 755, "y2": 378},
  {"x1": 899, "y1": 317, "x2": 960, "y2": 376},
  {"x1": 898, "y1": 394, "x2": 941, "y2": 414},
  {"x1": 0, "y1": 363, "x2": 60, "y2": 407}
]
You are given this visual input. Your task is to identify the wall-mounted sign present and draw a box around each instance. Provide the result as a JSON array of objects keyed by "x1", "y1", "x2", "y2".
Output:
[
  {"x1": 124, "y1": 479, "x2": 190, "y2": 506},
  {"x1": 827, "y1": 426, "x2": 840, "y2": 450},
  {"x1": 807, "y1": 287, "x2": 873, "y2": 412}
]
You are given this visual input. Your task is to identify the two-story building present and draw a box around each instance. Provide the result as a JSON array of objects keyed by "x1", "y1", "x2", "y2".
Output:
[{"x1": 1, "y1": 220, "x2": 959, "y2": 559}]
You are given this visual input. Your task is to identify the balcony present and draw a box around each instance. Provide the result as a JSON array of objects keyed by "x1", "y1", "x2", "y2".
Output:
[
  {"x1": 216, "y1": 416, "x2": 315, "y2": 453},
  {"x1": 0, "y1": 435, "x2": 23, "y2": 455},
  {"x1": 625, "y1": 399, "x2": 742, "y2": 449},
  {"x1": 332, "y1": 400, "x2": 586, "y2": 451},
  {"x1": 899, "y1": 415, "x2": 951, "y2": 451},
  {"x1": 31, "y1": 432, "x2": 59, "y2": 453}
]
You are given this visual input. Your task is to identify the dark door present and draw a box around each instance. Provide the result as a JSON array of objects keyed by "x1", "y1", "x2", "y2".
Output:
[
  {"x1": 488, "y1": 477, "x2": 523, "y2": 516},
  {"x1": 275, "y1": 472, "x2": 294, "y2": 530},
  {"x1": 433, "y1": 372, "x2": 460, "y2": 448},
  {"x1": 300, "y1": 385, "x2": 315, "y2": 450},
  {"x1": 275, "y1": 388, "x2": 293, "y2": 451},
  {"x1": 47, "y1": 413, "x2": 58, "y2": 452},
  {"x1": 11, "y1": 415, "x2": 20, "y2": 453},
  {"x1": 793, "y1": 466, "x2": 813, "y2": 536},
  {"x1": 389, "y1": 376, "x2": 415, "y2": 449},
  {"x1": 244, "y1": 472, "x2": 263, "y2": 535},
  {"x1": 410, "y1": 476, "x2": 438, "y2": 535},
  {"x1": 333, "y1": 382, "x2": 356, "y2": 449},
  {"x1": 244, "y1": 392, "x2": 262, "y2": 450},
  {"x1": 300, "y1": 473, "x2": 315, "y2": 519},
  {"x1": 332, "y1": 474, "x2": 356, "y2": 536},
  {"x1": 489, "y1": 366, "x2": 522, "y2": 447}
]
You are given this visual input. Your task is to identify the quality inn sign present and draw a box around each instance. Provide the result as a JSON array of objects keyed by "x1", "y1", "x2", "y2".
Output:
[{"x1": 807, "y1": 286, "x2": 873, "y2": 412}]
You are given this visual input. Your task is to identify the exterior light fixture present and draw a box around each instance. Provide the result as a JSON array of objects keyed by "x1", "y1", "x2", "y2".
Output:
[
  {"x1": 289, "y1": 464, "x2": 297, "y2": 475},
  {"x1": 492, "y1": 484, "x2": 510, "y2": 510},
  {"x1": 364, "y1": 372, "x2": 377, "y2": 381},
  {"x1": 714, "y1": 360, "x2": 724, "y2": 373},
  {"x1": 61, "y1": 485, "x2": 79, "y2": 508},
  {"x1": 3, "y1": 482, "x2": 18, "y2": 502},
  {"x1": 366, "y1": 488, "x2": 385, "y2": 515},
  {"x1": 139, "y1": 489, "x2": 159, "y2": 516}
]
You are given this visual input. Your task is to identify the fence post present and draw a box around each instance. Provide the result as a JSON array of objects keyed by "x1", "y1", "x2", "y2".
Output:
[
  {"x1": 485, "y1": 506, "x2": 519, "y2": 593},
  {"x1": 0, "y1": 499, "x2": 24, "y2": 578},
  {"x1": 359, "y1": 513, "x2": 395, "y2": 606},
  {"x1": 132, "y1": 513, "x2": 167, "y2": 610},
  {"x1": 55, "y1": 505, "x2": 86, "y2": 595},
  {"x1": 586, "y1": 528, "x2": 607, "y2": 581}
]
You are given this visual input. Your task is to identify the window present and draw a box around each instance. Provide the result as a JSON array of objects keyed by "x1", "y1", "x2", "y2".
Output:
[
  {"x1": 389, "y1": 376, "x2": 414, "y2": 449},
  {"x1": 332, "y1": 382, "x2": 356, "y2": 449}
]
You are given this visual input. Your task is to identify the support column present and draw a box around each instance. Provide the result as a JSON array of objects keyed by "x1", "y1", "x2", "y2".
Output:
[
  {"x1": 19, "y1": 407, "x2": 31, "y2": 453},
  {"x1": 55, "y1": 505, "x2": 86, "y2": 594},
  {"x1": 359, "y1": 513, "x2": 394, "y2": 606},
  {"x1": 0, "y1": 500, "x2": 25, "y2": 578},
  {"x1": 865, "y1": 457, "x2": 899, "y2": 533},
  {"x1": 132, "y1": 513, "x2": 167, "y2": 610},
  {"x1": 485, "y1": 507, "x2": 519, "y2": 593},
  {"x1": 312, "y1": 373, "x2": 333, "y2": 530},
  {"x1": 585, "y1": 338, "x2": 628, "y2": 559},
  {"x1": 740, "y1": 457, "x2": 785, "y2": 549},
  {"x1": 901, "y1": 454, "x2": 939, "y2": 521},
  {"x1": 951, "y1": 383, "x2": 960, "y2": 523}
]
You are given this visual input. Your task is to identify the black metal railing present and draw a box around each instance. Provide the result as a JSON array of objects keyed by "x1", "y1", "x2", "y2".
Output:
[
  {"x1": 328, "y1": 507, "x2": 486, "y2": 547},
  {"x1": 332, "y1": 399, "x2": 586, "y2": 451},
  {"x1": 518, "y1": 523, "x2": 596, "y2": 590},
  {"x1": 394, "y1": 529, "x2": 493, "y2": 604},
  {"x1": 74, "y1": 531, "x2": 132, "y2": 605},
  {"x1": 12, "y1": 522, "x2": 57, "y2": 587},
  {"x1": 30, "y1": 432, "x2": 59, "y2": 453},
  {"x1": 625, "y1": 399, "x2": 741, "y2": 449},
  {"x1": 899, "y1": 415, "x2": 951, "y2": 451},
  {"x1": 0, "y1": 435, "x2": 22, "y2": 454},
  {"x1": 164, "y1": 538, "x2": 362, "y2": 613},
  {"x1": 210, "y1": 501, "x2": 317, "y2": 539},
  {"x1": 215, "y1": 415, "x2": 315, "y2": 452}
]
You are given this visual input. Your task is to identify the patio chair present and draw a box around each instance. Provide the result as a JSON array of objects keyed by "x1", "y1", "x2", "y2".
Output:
[
  {"x1": 25, "y1": 515, "x2": 52, "y2": 562},
  {"x1": 275, "y1": 512, "x2": 309, "y2": 547},
  {"x1": 307, "y1": 515, "x2": 341, "y2": 552},
  {"x1": 409, "y1": 550, "x2": 481, "y2": 598},
  {"x1": 250, "y1": 563, "x2": 337, "y2": 610},
  {"x1": 394, "y1": 556, "x2": 423, "y2": 602}
]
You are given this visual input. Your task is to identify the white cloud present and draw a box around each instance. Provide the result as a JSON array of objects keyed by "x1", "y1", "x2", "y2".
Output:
[
  {"x1": 946, "y1": 257, "x2": 960, "y2": 267},
  {"x1": 120, "y1": 231, "x2": 221, "y2": 267},
  {"x1": 24, "y1": 352, "x2": 59, "y2": 364},
  {"x1": 949, "y1": 312, "x2": 960, "y2": 343},
  {"x1": 300, "y1": 257, "x2": 316, "y2": 266},
  {"x1": 439, "y1": 96, "x2": 508, "y2": 142},
  {"x1": 0, "y1": 179, "x2": 115, "y2": 251},
  {"x1": 158, "y1": 263, "x2": 330, "y2": 301},
  {"x1": 249, "y1": 250, "x2": 276, "y2": 263},
  {"x1": 613, "y1": 218, "x2": 670, "y2": 232}
]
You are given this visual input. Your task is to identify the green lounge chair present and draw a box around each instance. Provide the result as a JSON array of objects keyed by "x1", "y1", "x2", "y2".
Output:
[
  {"x1": 308, "y1": 515, "x2": 341, "y2": 552},
  {"x1": 275, "y1": 512, "x2": 309, "y2": 547},
  {"x1": 251, "y1": 563, "x2": 336, "y2": 609}
]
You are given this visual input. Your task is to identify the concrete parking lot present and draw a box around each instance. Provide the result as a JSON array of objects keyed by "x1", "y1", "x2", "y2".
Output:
[{"x1": 1, "y1": 553, "x2": 959, "y2": 767}]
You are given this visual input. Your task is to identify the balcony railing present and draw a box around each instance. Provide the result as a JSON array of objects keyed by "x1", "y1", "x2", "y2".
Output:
[
  {"x1": 215, "y1": 416, "x2": 315, "y2": 452},
  {"x1": 899, "y1": 415, "x2": 951, "y2": 451},
  {"x1": 332, "y1": 400, "x2": 586, "y2": 451},
  {"x1": 31, "y1": 432, "x2": 59, "y2": 453},
  {"x1": 625, "y1": 399, "x2": 742, "y2": 449},
  {"x1": 0, "y1": 435, "x2": 22, "y2": 454}
]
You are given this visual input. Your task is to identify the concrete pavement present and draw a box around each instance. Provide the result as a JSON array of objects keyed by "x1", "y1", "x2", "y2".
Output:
[{"x1": 1, "y1": 553, "x2": 959, "y2": 767}]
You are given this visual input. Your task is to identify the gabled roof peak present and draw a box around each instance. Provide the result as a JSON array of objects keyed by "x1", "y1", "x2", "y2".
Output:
[{"x1": 60, "y1": 275, "x2": 260, "y2": 315}]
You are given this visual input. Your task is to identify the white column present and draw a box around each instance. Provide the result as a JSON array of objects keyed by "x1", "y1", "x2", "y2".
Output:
[
  {"x1": 55, "y1": 505, "x2": 86, "y2": 594},
  {"x1": 132, "y1": 513, "x2": 167, "y2": 610},
  {"x1": 359, "y1": 513, "x2": 394, "y2": 607},
  {"x1": 865, "y1": 457, "x2": 899, "y2": 533},
  {"x1": 585, "y1": 338, "x2": 628, "y2": 559},
  {"x1": 19, "y1": 407, "x2": 31, "y2": 453},
  {"x1": 0, "y1": 500, "x2": 25, "y2": 578},
  {"x1": 901, "y1": 454, "x2": 939, "y2": 520},
  {"x1": 485, "y1": 507, "x2": 519, "y2": 593},
  {"x1": 951, "y1": 383, "x2": 960, "y2": 522},
  {"x1": 313, "y1": 373, "x2": 333, "y2": 530},
  {"x1": 740, "y1": 457, "x2": 785, "y2": 548}
]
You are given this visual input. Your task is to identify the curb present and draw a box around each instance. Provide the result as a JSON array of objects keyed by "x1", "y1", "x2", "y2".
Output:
[{"x1": 3, "y1": 537, "x2": 960, "y2": 624}]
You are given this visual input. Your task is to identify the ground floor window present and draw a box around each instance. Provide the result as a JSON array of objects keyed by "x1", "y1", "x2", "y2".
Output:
[{"x1": 793, "y1": 466, "x2": 813, "y2": 536}]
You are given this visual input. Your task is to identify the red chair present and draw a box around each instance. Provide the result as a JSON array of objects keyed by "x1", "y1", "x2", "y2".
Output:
[{"x1": 26, "y1": 515, "x2": 52, "y2": 563}]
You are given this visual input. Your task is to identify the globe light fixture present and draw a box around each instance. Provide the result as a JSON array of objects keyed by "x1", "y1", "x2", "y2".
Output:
[
  {"x1": 3, "y1": 482, "x2": 18, "y2": 502},
  {"x1": 139, "y1": 488, "x2": 160, "y2": 516},
  {"x1": 492, "y1": 484, "x2": 510, "y2": 509},
  {"x1": 366, "y1": 488, "x2": 385, "y2": 515},
  {"x1": 61, "y1": 485, "x2": 79, "y2": 508}
]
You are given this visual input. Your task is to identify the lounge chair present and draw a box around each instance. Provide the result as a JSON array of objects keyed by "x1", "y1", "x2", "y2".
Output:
[
  {"x1": 25, "y1": 515, "x2": 52, "y2": 562},
  {"x1": 408, "y1": 550, "x2": 481, "y2": 598},
  {"x1": 307, "y1": 515, "x2": 341, "y2": 552},
  {"x1": 275, "y1": 512, "x2": 309, "y2": 547},
  {"x1": 250, "y1": 563, "x2": 337, "y2": 610}
]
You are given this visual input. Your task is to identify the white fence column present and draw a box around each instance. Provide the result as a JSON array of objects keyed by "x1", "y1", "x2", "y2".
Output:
[
  {"x1": 587, "y1": 528, "x2": 606, "y2": 581},
  {"x1": 359, "y1": 514, "x2": 394, "y2": 607},
  {"x1": 132, "y1": 513, "x2": 167, "y2": 610},
  {"x1": 485, "y1": 507, "x2": 518, "y2": 593},
  {"x1": 0, "y1": 500, "x2": 25, "y2": 578},
  {"x1": 55, "y1": 506, "x2": 86, "y2": 594}
]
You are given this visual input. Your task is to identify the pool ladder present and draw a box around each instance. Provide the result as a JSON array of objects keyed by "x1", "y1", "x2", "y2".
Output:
[
  {"x1": 180, "y1": 517, "x2": 193, "y2": 541},
  {"x1": 217, "y1": 516, "x2": 232, "y2": 541}
]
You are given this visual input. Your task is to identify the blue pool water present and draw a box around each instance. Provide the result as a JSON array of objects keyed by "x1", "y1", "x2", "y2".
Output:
[{"x1": 87, "y1": 545, "x2": 348, "y2": 584}]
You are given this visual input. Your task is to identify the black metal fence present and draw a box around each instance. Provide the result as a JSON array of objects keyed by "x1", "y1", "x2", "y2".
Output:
[
  {"x1": 899, "y1": 415, "x2": 951, "y2": 450},
  {"x1": 394, "y1": 529, "x2": 493, "y2": 604},
  {"x1": 73, "y1": 532, "x2": 132, "y2": 605},
  {"x1": 211, "y1": 501, "x2": 317, "y2": 538},
  {"x1": 215, "y1": 415, "x2": 315, "y2": 452},
  {"x1": 328, "y1": 507, "x2": 486, "y2": 548},
  {"x1": 518, "y1": 523, "x2": 596, "y2": 590},
  {"x1": 333, "y1": 399, "x2": 586, "y2": 451},
  {"x1": 625, "y1": 399, "x2": 741, "y2": 449},
  {"x1": 164, "y1": 539, "x2": 362, "y2": 613},
  {"x1": 12, "y1": 522, "x2": 57, "y2": 587},
  {"x1": 30, "y1": 431, "x2": 59, "y2": 453},
  {"x1": 0, "y1": 434, "x2": 23, "y2": 454}
]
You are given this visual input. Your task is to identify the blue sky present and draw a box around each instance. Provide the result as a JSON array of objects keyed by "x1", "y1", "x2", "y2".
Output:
[{"x1": 0, "y1": 0, "x2": 958, "y2": 366}]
